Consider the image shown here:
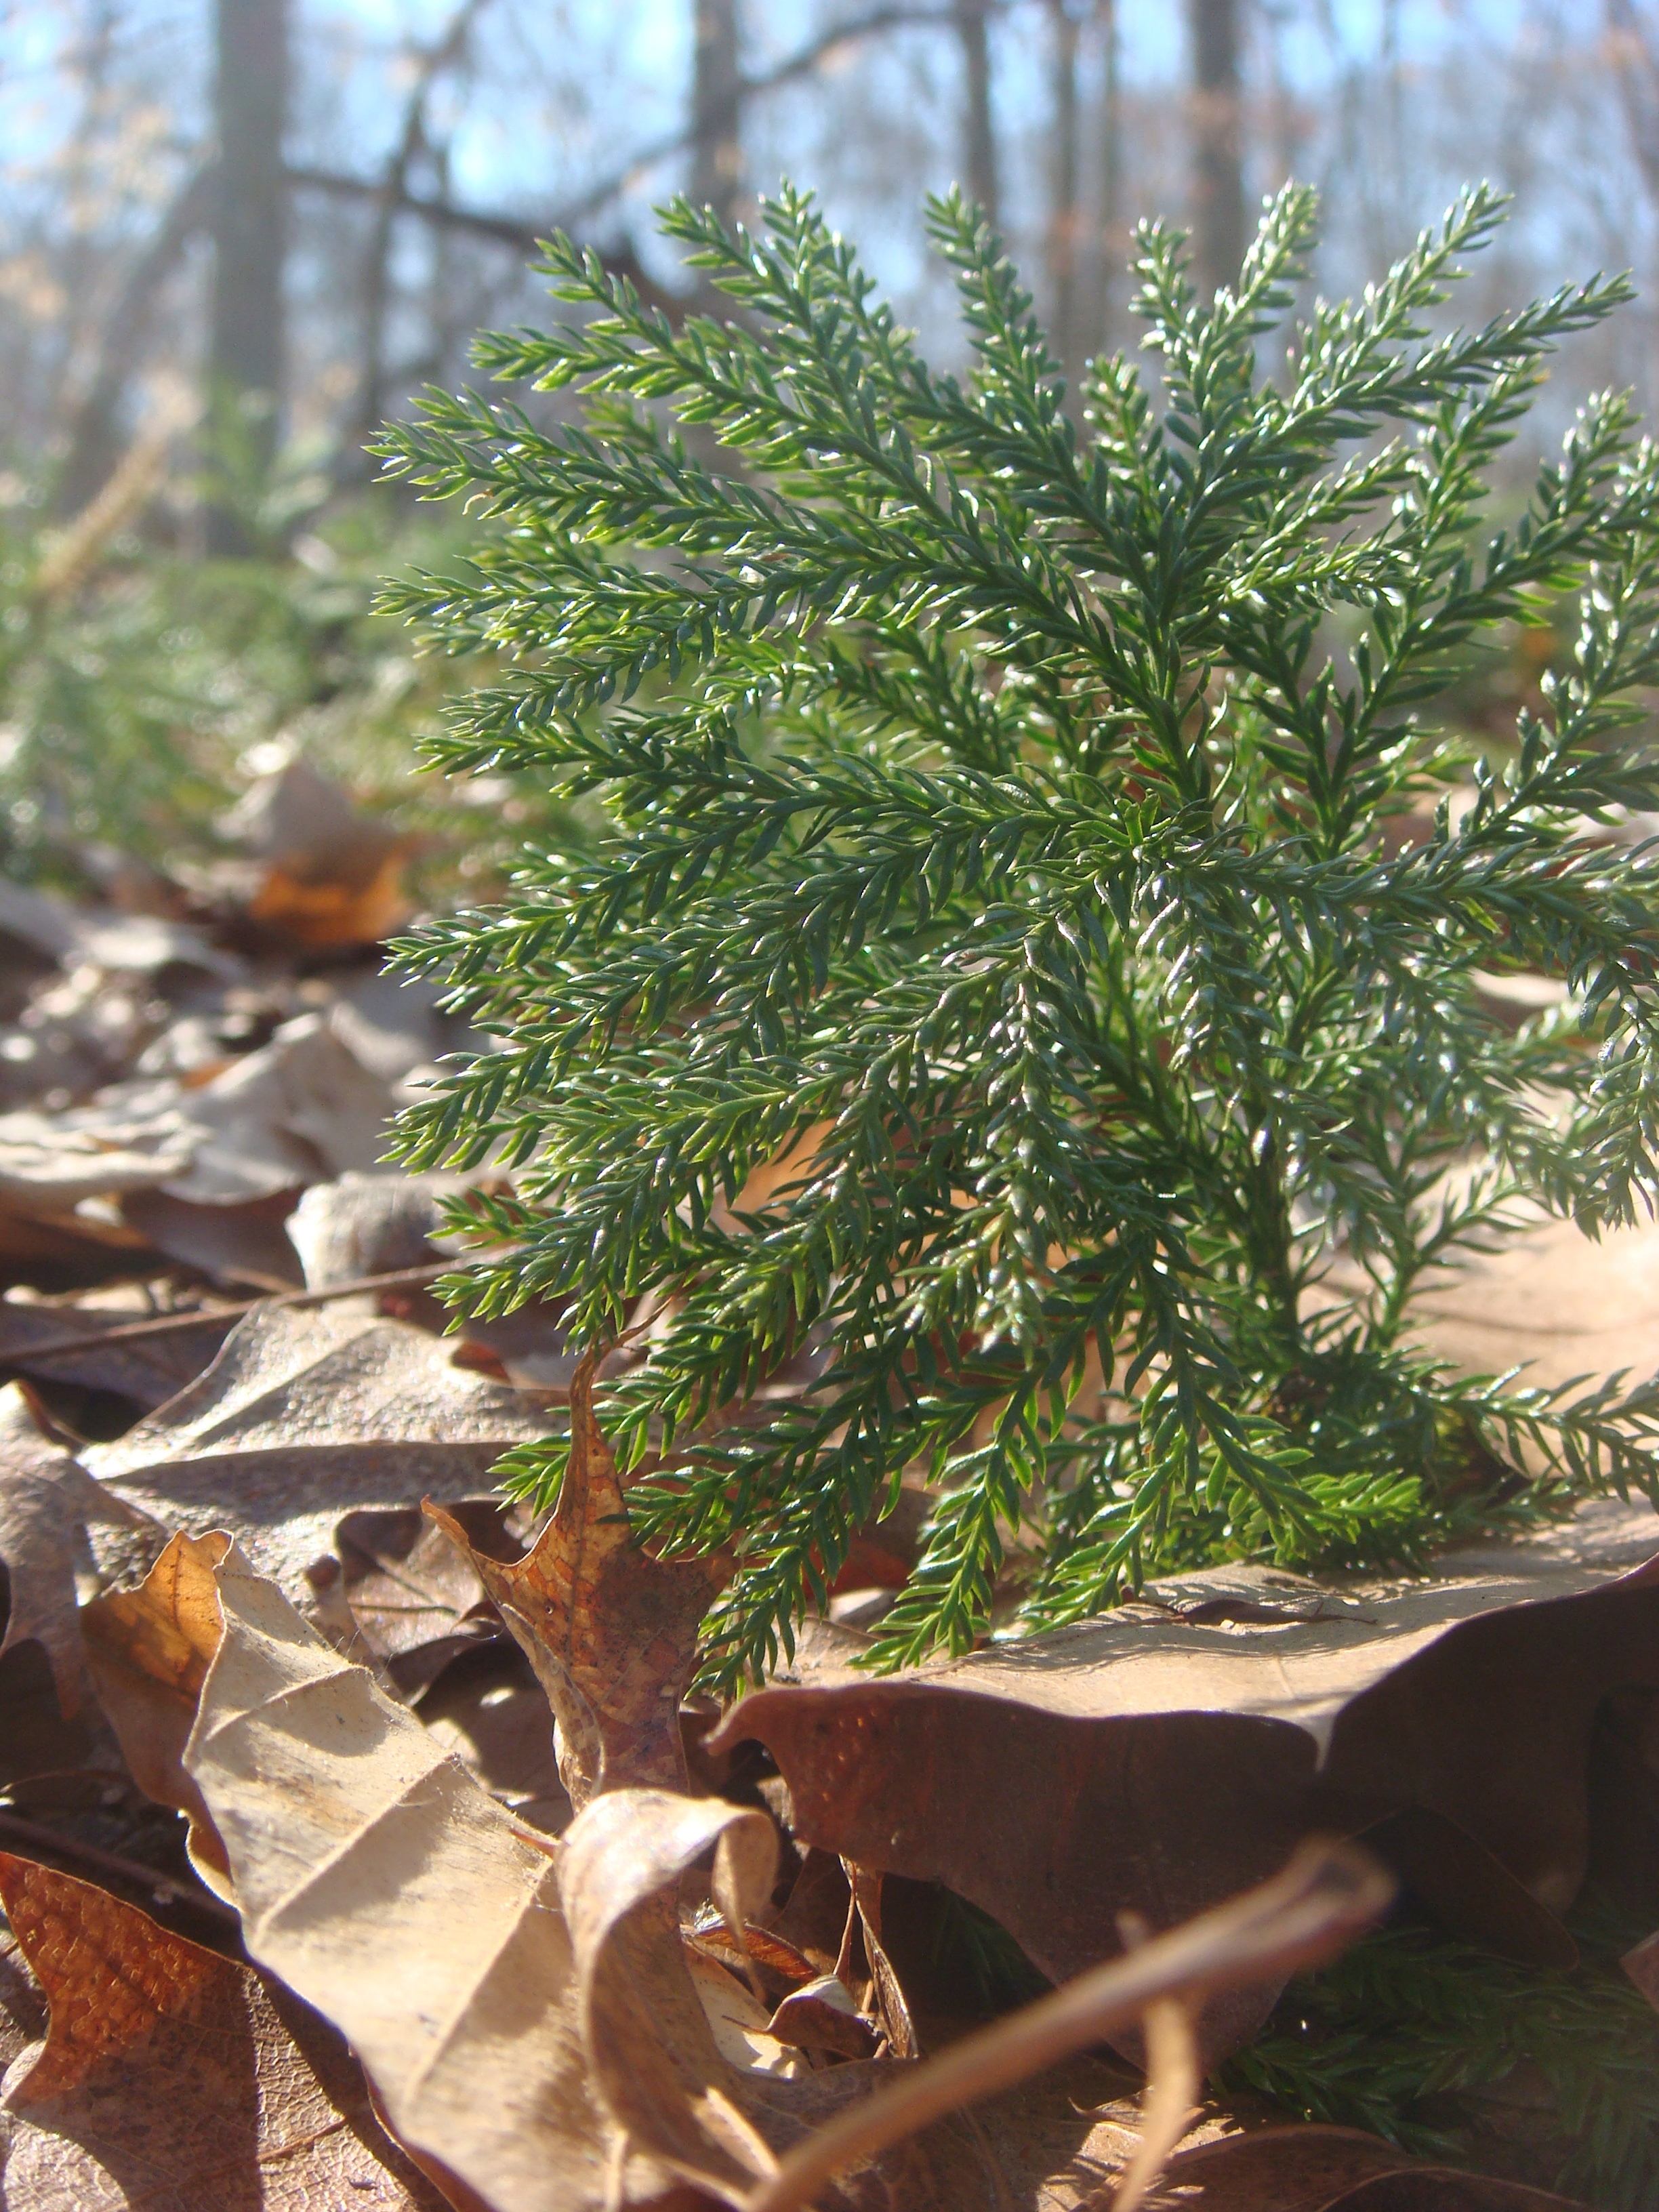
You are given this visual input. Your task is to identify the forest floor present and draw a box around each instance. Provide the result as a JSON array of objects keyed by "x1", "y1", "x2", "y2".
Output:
[{"x1": 1, "y1": 758, "x2": 1658, "y2": 2212}]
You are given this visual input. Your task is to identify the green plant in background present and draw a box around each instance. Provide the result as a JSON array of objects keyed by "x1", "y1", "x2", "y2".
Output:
[
  {"x1": 384, "y1": 178, "x2": 1659, "y2": 1686},
  {"x1": 1225, "y1": 1910, "x2": 1659, "y2": 2210},
  {"x1": 0, "y1": 459, "x2": 558, "y2": 902}
]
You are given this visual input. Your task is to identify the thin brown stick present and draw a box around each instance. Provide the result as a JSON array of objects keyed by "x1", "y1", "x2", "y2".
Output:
[
  {"x1": 0, "y1": 1261, "x2": 472, "y2": 1365},
  {"x1": 0, "y1": 1809, "x2": 241, "y2": 1925},
  {"x1": 740, "y1": 1839, "x2": 1392, "y2": 2212}
]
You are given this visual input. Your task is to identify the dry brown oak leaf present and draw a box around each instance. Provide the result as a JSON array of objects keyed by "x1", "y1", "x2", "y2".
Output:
[
  {"x1": 160, "y1": 1540, "x2": 1222, "y2": 2212},
  {"x1": 80, "y1": 1529, "x2": 236, "y2": 1893},
  {"x1": 0, "y1": 1851, "x2": 444, "y2": 2211},
  {"x1": 174, "y1": 1538, "x2": 681, "y2": 2212},
  {"x1": 424, "y1": 1353, "x2": 731, "y2": 1807},
  {"x1": 81, "y1": 1300, "x2": 547, "y2": 1607},
  {"x1": 1146, "y1": 2123, "x2": 1589, "y2": 2209},
  {"x1": 0, "y1": 1381, "x2": 162, "y2": 1719},
  {"x1": 712, "y1": 1497, "x2": 1659, "y2": 2062}
]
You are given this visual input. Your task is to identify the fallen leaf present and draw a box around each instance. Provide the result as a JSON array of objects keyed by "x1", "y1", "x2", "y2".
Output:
[
  {"x1": 425, "y1": 1353, "x2": 731, "y2": 1807},
  {"x1": 0, "y1": 1851, "x2": 444, "y2": 2210},
  {"x1": 326, "y1": 1498, "x2": 515, "y2": 1693},
  {"x1": 247, "y1": 851, "x2": 414, "y2": 951},
  {"x1": 79, "y1": 1529, "x2": 234, "y2": 1889},
  {"x1": 417, "y1": 1643, "x2": 572, "y2": 1832},
  {"x1": 1404, "y1": 1205, "x2": 1659, "y2": 1402},
  {"x1": 553, "y1": 1786, "x2": 793, "y2": 2199},
  {"x1": 177, "y1": 1538, "x2": 678, "y2": 2212},
  {"x1": 0, "y1": 1010, "x2": 401, "y2": 1257},
  {"x1": 81, "y1": 1300, "x2": 546, "y2": 1605},
  {"x1": 122, "y1": 1185, "x2": 307, "y2": 1292},
  {"x1": 0, "y1": 1382, "x2": 163, "y2": 1717},
  {"x1": 0, "y1": 1915, "x2": 48, "y2": 2073},
  {"x1": 285, "y1": 1170, "x2": 450, "y2": 1289},
  {"x1": 221, "y1": 758, "x2": 414, "y2": 951},
  {"x1": 766, "y1": 1975, "x2": 880, "y2": 2061},
  {"x1": 325, "y1": 969, "x2": 463, "y2": 1085},
  {"x1": 711, "y1": 1498, "x2": 1659, "y2": 2060},
  {"x1": 1147, "y1": 2123, "x2": 1589, "y2": 2209}
]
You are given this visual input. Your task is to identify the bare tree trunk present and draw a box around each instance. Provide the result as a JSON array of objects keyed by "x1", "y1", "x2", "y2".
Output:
[
  {"x1": 1095, "y1": 0, "x2": 1120, "y2": 359},
  {"x1": 1045, "y1": 0, "x2": 1081, "y2": 402},
  {"x1": 346, "y1": 0, "x2": 487, "y2": 476},
  {"x1": 956, "y1": 0, "x2": 998, "y2": 226},
  {"x1": 207, "y1": 0, "x2": 289, "y2": 552},
  {"x1": 56, "y1": 165, "x2": 214, "y2": 517},
  {"x1": 1187, "y1": 0, "x2": 1246, "y2": 296},
  {"x1": 691, "y1": 0, "x2": 743, "y2": 229}
]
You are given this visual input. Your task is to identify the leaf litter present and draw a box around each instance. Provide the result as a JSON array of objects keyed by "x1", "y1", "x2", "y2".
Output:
[
  {"x1": 1, "y1": 783, "x2": 1658, "y2": 2207},
  {"x1": 0, "y1": 1852, "x2": 442, "y2": 2211}
]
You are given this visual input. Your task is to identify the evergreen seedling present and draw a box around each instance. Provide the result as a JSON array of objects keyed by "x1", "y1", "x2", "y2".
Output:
[{"x1": 380, "y1": 181, "x2": 1659, "y2": 1686}]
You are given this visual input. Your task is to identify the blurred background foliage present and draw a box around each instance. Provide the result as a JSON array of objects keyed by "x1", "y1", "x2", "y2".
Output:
[{"x1": 1, "y1": 0, "x2": 1656, "y2": 898}]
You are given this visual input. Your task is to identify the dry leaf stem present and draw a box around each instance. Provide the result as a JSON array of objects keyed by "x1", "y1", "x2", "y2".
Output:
[
  {"x1": 0, "y1": 1806, "x2": 241, "y2": 1925},
  {"x1": 0, "y1": 1261, "x2": 468, "y2": 1364},
  {"x1": 741, "y1": 1840, "x2": 1392, "y2": 2212}
]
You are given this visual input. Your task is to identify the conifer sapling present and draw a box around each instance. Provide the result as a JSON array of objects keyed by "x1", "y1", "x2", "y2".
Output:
[{"x1": 378, "y1": 181, "x2": 1659, "y2": 1686}]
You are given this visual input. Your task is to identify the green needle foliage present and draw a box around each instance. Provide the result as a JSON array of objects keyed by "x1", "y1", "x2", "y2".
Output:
[
  {"x1": 380, "y1": 178, "x2": 1659, "y2": 1687},
  {"x1": 1224, "y1": 1910, "x2": 1659, "y2": 2209}
]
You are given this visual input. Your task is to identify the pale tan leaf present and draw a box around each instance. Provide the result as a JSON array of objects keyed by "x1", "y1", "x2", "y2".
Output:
[
  {"x1": 178, "y1": 1542, "x2": 678, "y2": 2212},
  {"x1": 83, "y1": 1301, "x2": 546, "y2": 1605},
  {"x1": 555, "y1": 1788, "x2": 783, "y2": 2200}
]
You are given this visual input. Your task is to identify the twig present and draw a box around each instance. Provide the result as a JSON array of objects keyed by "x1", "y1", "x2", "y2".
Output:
[
  {"x1": 0, "y1": 1808, "x2": 241, "y2": 1926},
  {"x1": 0, "y1": 1260, "x2": 471, "y2": 1365},
  {"x1": 739, "y1": 1839, "x2": 1392, "y2": 2212}
]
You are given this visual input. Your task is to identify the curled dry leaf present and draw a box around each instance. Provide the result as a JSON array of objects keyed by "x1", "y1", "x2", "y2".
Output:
[
  {"x1": 79, "y1": 1528, "x2": 234, "y2": 1891},
  {"x1": 736, "y1": 1839, "x2": 1391, "y2": 2212},
  {"x1": 424, "y1": 1354, "x2": 731, "y2": 1807},
  {"x1": 0, "y1": 1851, "x2": 443, "y2": 2211},
  {"x1": 713, "y1": 1498, "x2": 1659, "y2": 2058},
  {"x1": 176, "y1": 1539, "x2": 651, "y2": 2212},
  {"x1": 555, "y1": 1788, "x2": 785, "y2": 2199},
  {"x1": 82, "y1": 1300, "x2": 547, "y2": 1607}
]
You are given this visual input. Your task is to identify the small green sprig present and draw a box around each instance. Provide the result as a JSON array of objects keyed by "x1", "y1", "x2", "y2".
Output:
[
  {"x1": 1225, "y1": 1910, "x2": 1659, "y2": 2209},
  {"x1": 377, "y1": 178, "x2": 1659, "y2": 1687}
]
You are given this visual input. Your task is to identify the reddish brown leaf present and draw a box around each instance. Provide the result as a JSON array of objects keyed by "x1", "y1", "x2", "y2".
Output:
[
  {"x1": 711, "y1": 1500, "x2": 1659, "y2": 2060},
  {"x1": 0, "y1": 1852, "x2": 443, "y2": 2210},
  {"x1": 425, "y1": 1354, "x2": 730, "y2": 1806},
  {"x1": 1151, "y1": 2123, "x2": 1589, "y2": 2209}
]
